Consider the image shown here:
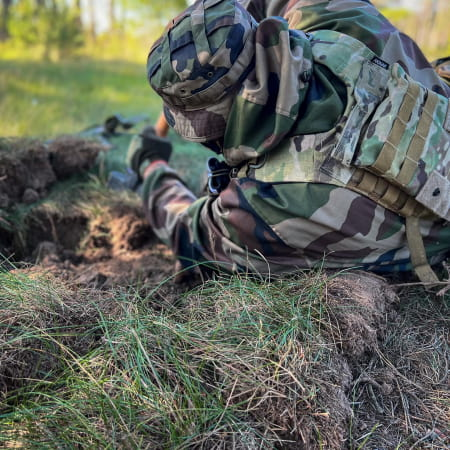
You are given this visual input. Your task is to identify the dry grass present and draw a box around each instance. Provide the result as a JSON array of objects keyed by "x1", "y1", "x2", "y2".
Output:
[
  {"x1": 2, "y1": 264, "x2": 447, "y2": 449},
  {"x1": 0, "y1": 269, "x2": 117, "y2": 396},
  {"x1": 348, "y1": 285, "x2": 449, "y2": 449}
]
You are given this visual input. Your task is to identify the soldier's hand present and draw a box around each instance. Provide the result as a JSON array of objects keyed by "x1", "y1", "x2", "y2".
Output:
[{"x1": 127, "y1": 125, "x2": 172, "y2": 177}]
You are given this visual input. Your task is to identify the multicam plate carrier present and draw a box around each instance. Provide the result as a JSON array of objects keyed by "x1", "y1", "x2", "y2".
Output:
[{"x1": 243, "y1": 29, "x2": 450, "y2": 282}]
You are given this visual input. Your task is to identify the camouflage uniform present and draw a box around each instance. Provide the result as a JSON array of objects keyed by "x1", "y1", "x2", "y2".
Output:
[{"x1": 143, "y1": 0, "x2": 450, "y2": 276}]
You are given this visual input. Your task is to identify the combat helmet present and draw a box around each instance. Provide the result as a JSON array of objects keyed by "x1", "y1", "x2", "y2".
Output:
[{"x1": 147, "y1": 0, "x2": 257, "y2": 142}]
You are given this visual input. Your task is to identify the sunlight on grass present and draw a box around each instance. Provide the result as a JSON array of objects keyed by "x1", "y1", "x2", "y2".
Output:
[{"x1": 0, "y1": 59, "x2": 161, "y2": 138}]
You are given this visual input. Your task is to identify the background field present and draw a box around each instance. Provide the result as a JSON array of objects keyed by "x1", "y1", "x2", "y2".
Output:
[{"x1": 0, "y1": 0, "x2": 449, "y2": 138}]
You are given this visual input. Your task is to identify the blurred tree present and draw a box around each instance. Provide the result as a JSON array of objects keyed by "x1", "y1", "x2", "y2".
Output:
[
  {"x1": 0, "y1": 0, "x2": 12, "y2": 41},
  {"x1": 109, "y1": 0, "x2": 187, "y2": 38},
  {"x1": 375, "y1": 0, "x2": 449, "y2": 59},
  {"x1": 109, "y1": 0, "x2": 116, "y2": 30},
  {"x1": 120, "y1": 0, "x2": 188, "y2": 25},
  {"x1": 74, "y1": 0, "x2": 82, "y2": 29},
  {"x1": 9, "y1": 0, "x2": 84, "y2": 59},
  {"x1": 87, "y1": 0, "x2": 96, "y2": 40},
  {"x1": 122, "y1": 0, "x2": 186, "y2": 13}
]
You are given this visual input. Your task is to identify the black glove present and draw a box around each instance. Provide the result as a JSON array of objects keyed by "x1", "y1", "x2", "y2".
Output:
[
  {"x1": 127, "y1": 126, "x2": 172, "y2": 177},
  {"x1": 431, "y1": 56, "x2": 450, "y2": 83}
]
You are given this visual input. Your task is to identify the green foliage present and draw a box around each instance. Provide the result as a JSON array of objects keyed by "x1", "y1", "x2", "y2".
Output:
[
  {"x1": 2, "y1": 0, "x2": 188, "y2": 62},
  {"x1": 379, "y1": 7, "x2": 413, "y2": 22},
  {"x1": 9, "y1": 0, "x2": 83, "y2": 60},
  {"x1": 122, "y1": 0, "x2": 188, "y2": 19}
]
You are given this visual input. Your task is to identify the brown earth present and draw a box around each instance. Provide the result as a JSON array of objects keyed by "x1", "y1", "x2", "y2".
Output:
[
  {"x1": 0, "y1": 139, "x2": 448, "y2": 449},
  {"x1": 0, "y1": 136, "x2": 104, "y2": 208}
]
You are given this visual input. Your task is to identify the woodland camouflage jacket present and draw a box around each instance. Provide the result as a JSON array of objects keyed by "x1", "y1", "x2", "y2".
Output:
[{"x1": 142, "y1": 0, "x2": 450, "y2": 275}]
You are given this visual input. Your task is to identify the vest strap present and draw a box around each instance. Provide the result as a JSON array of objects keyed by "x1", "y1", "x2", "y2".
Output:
[
  {"x1": 342, "y1": 170, "x2": 440, "y2": 283},
  {"x1": 405, "y1": 216, "x2": 440, "y2": 284},
  {"x1": 397, "y1": 90, "x2": 439, "y2": 187},
  {"x1": 445, "y1": 101, "x2": 450, "y2": 132}
]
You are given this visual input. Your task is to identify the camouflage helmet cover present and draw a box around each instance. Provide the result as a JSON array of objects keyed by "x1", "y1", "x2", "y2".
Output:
[{"x1": 147, "y1": 0, "x2": 257, "y2": 142}]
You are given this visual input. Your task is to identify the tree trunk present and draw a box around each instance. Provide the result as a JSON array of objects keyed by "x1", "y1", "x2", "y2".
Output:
[
  {"x1": 74, "y1": 0, "x2": 82, "y2": 30},
  {"x1": 0, "y1": 0, "x2": 12, "y2": 41},
  {"x1": 88, "y1": 0, "x2": 96, "y2": 40},
  {"x1": 109, "y1": 0, "x2": 116, "y2": 31}
]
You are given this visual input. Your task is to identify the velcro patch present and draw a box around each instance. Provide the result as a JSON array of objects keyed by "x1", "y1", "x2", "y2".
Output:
[
  {"x1": 415, "y1": 171, "x2": 450, "y2": 221},
  {"x1": 371, "y1": 56, "x2": 390, "y2": 70}
]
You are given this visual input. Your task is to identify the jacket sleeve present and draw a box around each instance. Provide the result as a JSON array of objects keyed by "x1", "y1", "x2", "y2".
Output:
[
  {"x1": 243, "y1": 0, "x2": 448, "y2": 96},
  {"x1": 240, "y1": 0, "x2": 288, "y2": 20},
  {"x1": 283, "y1": 0, "x2": 450, "y2": 96},
  {"x1": 140, "y1": 162, "x2": 304, "y2": 273}
]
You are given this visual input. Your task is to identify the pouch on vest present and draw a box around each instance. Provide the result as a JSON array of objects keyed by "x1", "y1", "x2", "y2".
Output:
[
  {"x1": 327, "y1": 51, "x2": 450, "y2": 222},
  {"x1": 354, "y1": 65, "x2": 450, "y2": 222},
  {"x1": 314, "y1": 30, "x2": 450, "y2": 283}
]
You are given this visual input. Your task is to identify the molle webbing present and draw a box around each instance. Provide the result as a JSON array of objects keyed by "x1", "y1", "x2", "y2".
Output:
[
  {"x1": 371, "y1": 85, "x2": 441, "y2": 188},
  {"x1": 348, "y1": 169, "x2": 429, "y2": 218},
  {"x1": 371, "y1": 82, "x2": 421, "y2": 174},
  {"x1": 396, "y1": 92, "x2": 439, "y2": 187}
]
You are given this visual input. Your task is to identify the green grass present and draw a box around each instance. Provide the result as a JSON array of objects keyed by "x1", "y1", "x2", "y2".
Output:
[
  {"x1": 0, "y1": 58, "x2": 209, "y2": 195},
  {"x1": 0, "y1": 268, "x2": 333, "y2": 448},
  {"x1": 0, "y1": 58, "x2": 161, "y2": 138},
  {"x1": 2, "y1": 267, "x2": 446, "y2": 449}
]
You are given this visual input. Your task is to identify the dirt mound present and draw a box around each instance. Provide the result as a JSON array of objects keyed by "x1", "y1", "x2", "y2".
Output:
[
  {"x1": 0, "y1": 137, "x2": 104, "y2": 207},
  {"x1": 23, "y1": 205, "x2": 89, "y2": 258},
  {"x1": 0, "y1": 139, "x2": 56, "y2": 207},
  {"x1": 82, "y1": 203, "x2": 154, "y2": 261},
  {"x1": 20, "y1": 200, "x2": 173, "y2": 288},
  {"x1": 0, "y1": 137, "x2": 157, "y2": 266},
  {"x1": 48, "y1": 136, "x2": 104, "y2": 178},
  {"x1": 325, "y1": 272, "x2": 398, "y2": 360}
]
